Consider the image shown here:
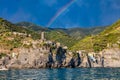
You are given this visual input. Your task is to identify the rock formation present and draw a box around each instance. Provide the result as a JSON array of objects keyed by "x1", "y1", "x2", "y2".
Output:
[{"x1": 0, "y1": 40, "x2": 120, "y2": 69}]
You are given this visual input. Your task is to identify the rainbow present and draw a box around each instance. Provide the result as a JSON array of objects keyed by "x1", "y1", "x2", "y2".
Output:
[{"x1": 47, "y1": 0, "x2": 76, "y2": 27}]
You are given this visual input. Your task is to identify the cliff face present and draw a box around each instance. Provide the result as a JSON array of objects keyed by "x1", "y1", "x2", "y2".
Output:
[
  {"x1": 1, "y1": 45, "x2": 120, "y2": 69},
  {"x1": 0, "y1": 44, "x2": 82, "y2": 69},
  {"x1": 80, "y1": 48, "x2": 120, "y2": 67},
  {"x1": 103, "y1": 48, "x2": 120, "y2": 67}
]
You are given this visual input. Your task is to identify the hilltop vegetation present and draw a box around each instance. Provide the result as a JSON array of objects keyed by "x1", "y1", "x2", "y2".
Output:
[
  {"x1": 16, "y1": 22, "x2": 48, "y2": 31},
  {"x1": 45, "y1": 30, "x2": 79, "y2": 48},
  {"x1": 0, "y1": 18, "x2": 41, "y2": 39},
  {"x1": 0, "y1": 18, "x2": 78, "y2": 51},
  {"x1": 16, "y1": 21, "x2": 106, "y2": 49},
  {"x1": 16, "y1": 22, "x2": 106, "y2": 40},
  {"x1": 0, "y1": 18, "x2": 41, "y2": 53},
  {"x1": 71, "y1": 20, "x2": 120, "y2": 52},
  {"x1": 63, "y1": 27, "x2": 107, "y2": 40},
  {"x1": 16, "y1": 22, "x2": 79, "y2": 48}
]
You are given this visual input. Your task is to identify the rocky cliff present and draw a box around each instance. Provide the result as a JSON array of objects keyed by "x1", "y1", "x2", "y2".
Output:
[
  {"x1": 0, "y1": 41, "x2": 83, "y2": 69},
  {"x1": 0, "y1": 42, "x2": 120, "y2": 69}
]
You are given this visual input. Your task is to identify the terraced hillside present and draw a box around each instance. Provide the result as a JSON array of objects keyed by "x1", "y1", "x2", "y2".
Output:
[
  {"x1": 71, "y1": 20, "x2": 120, "y2": 52},
  {"x1": 0, "y1": 18, "x2": 41, "y2": 53}
]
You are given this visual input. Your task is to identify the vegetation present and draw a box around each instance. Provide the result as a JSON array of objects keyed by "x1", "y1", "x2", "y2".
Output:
[
  {"x1": 16, "y1": 22, "x2": 48, "y2": 31},
  {"x1": 64, "y1": 27, "x2": 107, "y2": 40},
  {"x1": 0, "y1": 18, "x2": 41, "y2": 53},
  {"x1": 45, "y1": 30, "x2": 79, "y2": 49},
  {"x1": 16, "y1": 22, "x2": 106, "y2": 40},
  {"x1": 16, "y1": 20, "x2": 107, "y2": 49},
  {"x1": 71, "y1": 20, "x2": 120, "y2": 52},
  {"x1": 1, "y1": 17, "x2": 120, "y2": 53},
  {"x1": 0, "y1": 18, "x2": 41, "y2": 39},
  {"x1": 0, "y1": 53, "x2": 7, "y2": 59}
]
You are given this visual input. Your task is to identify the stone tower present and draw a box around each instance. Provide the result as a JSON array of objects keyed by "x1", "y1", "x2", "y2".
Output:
[{"x1": 41, "y1": 32, "x2": 45, "y2": 40}]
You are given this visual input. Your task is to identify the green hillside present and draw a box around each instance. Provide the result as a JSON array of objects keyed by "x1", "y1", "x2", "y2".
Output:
[
  {"x1": 0, "y1": 18, "x2": 79, "y2": 51},
  {"x1": 16, "y1": 21, "x2": 106, "y2": 49},
  {"x1": 64, "y1": 27, "x2": 106, "y2": 40},
  {"x1": 0, "y1": 18, "x2": 41, "y2": 52},
  {"x1": 45, "y1": 30, "x2": 79, "y2": 48},
  {"x1": 16, "y1": 22, "x2": 48, "y2": 31},
  {"x1": 16, "y1": 22, "x2": 106, "y2": 40},
  {"x1": 0, "y1": 18, "x2": 41, "y2": 39},
  {"x1": 71, "y1": 20, "x2": 120, "y2": 52},
  {"x1": 1, "y1": 17, "x2": 120, "y2": 52}
]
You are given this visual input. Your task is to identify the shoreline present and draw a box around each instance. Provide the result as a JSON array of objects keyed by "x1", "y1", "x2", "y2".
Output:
[
  {"x1": 1, "y1": 67, "x2": 120, "y2": 71},
  {"x1": 0, "y1": 68, "x2": 8, "y2": 71}
]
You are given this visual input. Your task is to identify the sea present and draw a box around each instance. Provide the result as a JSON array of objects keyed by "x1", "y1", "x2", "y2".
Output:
[{"x1": 0, "y1": 68, "x2": 120, "y2": 80}]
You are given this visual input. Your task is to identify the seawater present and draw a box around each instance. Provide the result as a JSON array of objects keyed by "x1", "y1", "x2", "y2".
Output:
[{"x1": 0, "y1": 68, "x2": 120, "y2": 80}]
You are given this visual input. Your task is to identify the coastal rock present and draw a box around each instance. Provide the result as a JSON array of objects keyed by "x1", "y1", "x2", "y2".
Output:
[
  {"x1": 1, "y1": 44, "x2": 120, "y2": 69},
  {"x1": 102, "y1": 48, "x2": 120, "y2": 67}
]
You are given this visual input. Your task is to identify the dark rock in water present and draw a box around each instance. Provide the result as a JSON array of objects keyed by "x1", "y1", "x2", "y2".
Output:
[
  {"x1": 101, "y1": 57, "x2": 104, "y2": 67},
  {"x1": 68, "y1": 58, "x2": 75, "y2": 68},
  {"x1": 87, "y1": 56, "x2": 92, "y2": 68},
  {"x1": 46, "y1": 52, "x2": 54, "y2": 68},
  {"x1": 75, "y1": 53, "x2": 81, "y2": 67},
  {"x1": 56, "y1": 47, "x2": 66, "y2": 67}
]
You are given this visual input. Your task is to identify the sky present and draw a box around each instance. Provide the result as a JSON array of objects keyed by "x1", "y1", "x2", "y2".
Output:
[{"x1": 0, "y1": 0, "x2": 120, "y2": 28}]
